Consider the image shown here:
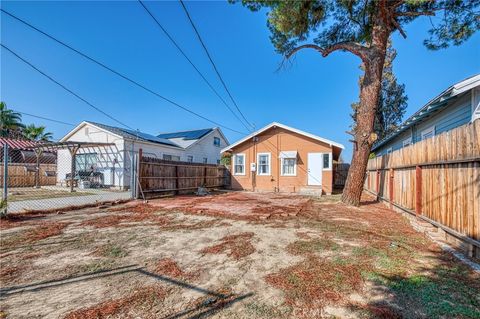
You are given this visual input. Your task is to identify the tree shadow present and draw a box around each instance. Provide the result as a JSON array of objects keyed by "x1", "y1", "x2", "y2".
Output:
[{"x1": 0, "y1": 264, "x2": 254, "y2": 318}]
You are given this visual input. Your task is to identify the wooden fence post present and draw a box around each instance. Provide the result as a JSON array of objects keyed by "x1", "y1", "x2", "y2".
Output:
[
  {"x1": 203, "y1": 166, "x2": 207, "y2": 187},
  {"x1": 136, "y1": 148, "x2": 142, "y2": 199},
  {"x1": 175, "y1": 164, "x2": 179, "y2": 195},
  {"x1": 389, "y1": 168, "x2": 394, "y2": 208},
  {"x1": 415, "y1": 165, "x2": 422, "y2": 215},
  {"x1": 376, "y1": 170, "x2": 380, "y2": 197}
]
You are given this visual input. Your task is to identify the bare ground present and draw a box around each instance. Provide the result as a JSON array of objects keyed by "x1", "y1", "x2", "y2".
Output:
[{"x1": 0, "y1": 191, "x2": 479, "y2": 319}]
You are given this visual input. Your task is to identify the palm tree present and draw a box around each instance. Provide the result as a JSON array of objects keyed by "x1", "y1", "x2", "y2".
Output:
[
  {"x1": 23, "y1": 124, "x2": 53, "y2": 142},
  {"x1": 0, "y1": 102, "x2": 24, "y2": 137}
]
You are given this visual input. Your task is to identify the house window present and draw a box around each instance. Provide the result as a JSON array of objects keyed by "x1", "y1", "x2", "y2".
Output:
[
  {"x1": 163, "y1": 154, "x2": 180, "y2": 161},
  {"x1": 233, "y1": 154, "x2": 245, "y2": 175},
  {"x1": 421, "y1": 126, "x2": 435, "y2": 140},
  {"x1": 281, "y1": 158, "x2": 296, "y2": 176},
  {"x1": 187, "y1": 155, "x2": 193, "y2": 162},
  {"x1": 257, "y1": 153, "x2": 271, "y2": 175},
  {"x1": 75, "y1": 153, "x2": 97, "y2": 171},
  {"x1": 402, "y1": 137, "x2": 412, "y2": 147},
  {"x1": 323, "y1": 153, "x2": 331, "y2": 169},
  {"x1": 213, "y1": 137, "x2": 221, "y2": 147},
  {"x1": 217, "y1": 159, "x2": 221, "y2": 164},
  {"x1": 386, "y1": 148, "x2": 393, "y2": 154}
]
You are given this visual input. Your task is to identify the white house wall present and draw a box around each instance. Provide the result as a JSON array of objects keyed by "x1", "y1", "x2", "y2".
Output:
[
  {"x1": 184, "y1": 129, "x2": 228, "y2": 164},
  {"x1": 57, "y1": 123, "x2": 127, "y2": 188}
]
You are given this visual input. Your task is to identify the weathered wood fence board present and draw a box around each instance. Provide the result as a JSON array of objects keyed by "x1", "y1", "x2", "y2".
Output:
[
  {"x1": 365, "y1": 120, "x2": 480, "y2": 246},
  {"x1": 333, "y1": 163, "x2": 350, "y2": 188},
  {"x1": 139, "y1": 154, "x2": 230, "y2": 197},
  {"x1": 0, "y1": 163, "x2": 57, "y2": 187}
]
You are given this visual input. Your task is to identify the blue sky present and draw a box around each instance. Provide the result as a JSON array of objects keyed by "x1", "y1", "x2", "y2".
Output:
[{"x1": 1, "y1": 1, "x2": 479, "y2": 161}]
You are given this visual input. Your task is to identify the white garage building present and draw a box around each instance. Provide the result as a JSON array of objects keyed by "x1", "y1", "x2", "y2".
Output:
[{"x1": 57, "y1": 121, "x2": 229, "y2": 189}]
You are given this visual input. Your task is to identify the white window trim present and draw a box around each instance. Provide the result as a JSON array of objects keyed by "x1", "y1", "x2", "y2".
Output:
[
  {"x1": 402, "y1": 136, "x2": 412, "y2": 147},
  {"x1": 421, "y1": 125, "x2": 435, "y2": 140},
  {"x1": 386, "y1": 147, "x2": 393, "y2": 154},
  {"x1": 280, "y1": 157, "x2": 297, "y2": 176},
  {"x1": 213, "y1": 137, "x2": 221, "y2": 147},
  {"x1": 257, "y1": 152, "x2": 271, "y2": 176},
  {"x1": 233, "y1": 153, "x2": 246, "y2": 176},
  {"x1": 322, "y1": 152, "x2": 333, "y2": 171}
]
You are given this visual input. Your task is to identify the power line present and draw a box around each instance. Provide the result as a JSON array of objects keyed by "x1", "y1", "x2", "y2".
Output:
[
  {"x1": 1, "y1": 44, "x2": 134, "y2": 130},
  {"x1": 137, "y1": 0, "x2": 251, "y2": 132},
  {"x1": 0, "y1": 9, "x2": 247, "y2": 135},
  {"x1": 179, "y1": 0, "x2": 254, "y2": 131},
  {"x1": 16, "y1": 111, "x2": 75, "y2": 126}
]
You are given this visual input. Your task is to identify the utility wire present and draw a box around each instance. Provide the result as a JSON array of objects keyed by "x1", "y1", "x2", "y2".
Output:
[
  {"x1": 137, "y1": 0, "x2": 251, "y2": 132},
  {"x1": 0, "y1": 9, "x2": 247, "y2": 135},
  {"x1": 16, "y1": 111, "x2": 75, "y2": 126},
  {"x1": 179, "y1": 0, "x2": 254, "y2": 131},
  {"x1": 1, "y1": 44, "x2": 135, "y2": 130}
]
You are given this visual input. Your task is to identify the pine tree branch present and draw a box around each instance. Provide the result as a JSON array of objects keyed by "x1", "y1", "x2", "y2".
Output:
[{"x1": 286, "y1": 42, "x2": 369, "y2": 62}]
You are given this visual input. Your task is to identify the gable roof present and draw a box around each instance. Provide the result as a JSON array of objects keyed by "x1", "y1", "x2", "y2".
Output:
[
  {"x1": 372, "y1": 74, "x2": 480, "y2": 151},
  {"x1": 157, "y1": 128, "x2": 213, "y2": 140},
  {"x1": 221, "y1": 122, "x2": 344, "y2": 153},
  {"x1": 61, "y1": 121, "x2": 180, "y2": 148},
  {"x1": 157, "y1": 127, "x2": 229, "y2": 149}
]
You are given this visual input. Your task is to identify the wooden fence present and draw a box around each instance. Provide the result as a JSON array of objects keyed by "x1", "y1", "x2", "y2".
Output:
[
  {"x1": 365, "y1": 120, "x2": 479, "y2": 255},
  {"x1": 0, "y1": 163, "x2": 57, "y2": 187},
  {"x1": 333, "y1": 163, "x2": 350, "y2": 188},
  {"x1": 138, "y1": 153, "x2": 230, "y2": 198}
]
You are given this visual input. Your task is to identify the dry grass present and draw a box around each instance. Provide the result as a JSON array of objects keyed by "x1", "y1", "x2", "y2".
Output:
[
  {"x1": 63, "y1": 285, "x2": 169, "y2": 319},
  {"x1": 2, "y1": 221, "x2": 70, "y2": 248},
  {"x1": 80, "y1": 204, "x2": 171, "y2": 228},
  {"x1": 201, "y1": 232, "x2": 255, "y2": 260},
  {"x1": 266, "y1": 256, "x2": 364, "y2": 309},
  {"x1": 1, "y1": 192, "x2": 479, "y2": 319}
]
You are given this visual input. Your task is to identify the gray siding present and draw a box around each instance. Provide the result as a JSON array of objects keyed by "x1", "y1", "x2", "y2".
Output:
[{"x1": 375, "y1": 93, "x2": 472, "y2": 156}]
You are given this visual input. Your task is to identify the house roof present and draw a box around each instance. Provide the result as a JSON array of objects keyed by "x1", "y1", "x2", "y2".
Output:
[
  {"x1": 157, "y1": 127, "x2": 229, "y2": 149},
  {"x1": 61, "y1": 121, "x2": 181, "y2": 148},
  {"x1": 372, "y1": 74, "x2": 480, "y2": 152},
  {"x1": 157, "y1": 128, "x2": 213, "y2": 140},
  {"x1": 221, "y1": 122, "x2": 345, "y2": 153},
  {"x1": 0, "y1": 137, "x2": 38, "y2": 150}
]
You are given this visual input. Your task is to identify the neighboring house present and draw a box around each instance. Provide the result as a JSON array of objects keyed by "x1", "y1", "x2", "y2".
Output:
[
  {"x1": 58, "y1": 121, "x2": 228, "y2": 189},
  {"x1": 373, "y1": 74, "x2": 480, "y2": 156},
  {"x1": 157, "y1": 128, "x2": 228, "y2": 164},
  {"x1": 221, "y1": 122, "x2": 344, "y2": 195},
  {"x1": 0, "y1": 137, "x2": 56, "y2": 164}
]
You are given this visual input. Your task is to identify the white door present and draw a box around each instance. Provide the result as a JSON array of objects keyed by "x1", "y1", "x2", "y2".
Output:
[{"x1": 307, "y1": 153, "x2": 323, "y2": 186}]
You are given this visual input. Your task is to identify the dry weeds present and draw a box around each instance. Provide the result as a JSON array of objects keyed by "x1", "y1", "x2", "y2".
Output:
[
  {"x1": 201, "y1": 232, "x2": 255, "y2": 260},
  {"x1": 63, "y1": 285, "x2": 169, "y2": 319}
]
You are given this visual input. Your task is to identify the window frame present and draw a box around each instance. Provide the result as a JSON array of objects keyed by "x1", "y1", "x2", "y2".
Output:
[
  {"x1": 163, "y1": 154, "x2": 180, "y2": 161},
  {"x1": 203, "y1": 157, "x2": 208, "y2": 164},
  {"x1": 213, "y1": 137, "x2": 221, "y2": 147},
  {"x1": 386, "y1": 147, "x2": 393, "y2": 154},
  {"x1": 75, "y1": 153, "x2": 97, "y2": 171},
  {"x1": 186, "y1": 155, "x2": 193, "y2": 163},
  {"x1": 233, "y1": 153, "x2": 246, "y2": 176},
  {"x1": 402, "y1": 136, "x2": 412, "y2": 147},
  {"x1": 280, "y1": 157, "x2": 297, "y2": 176},
  {"x1": 421, "y1": 125, "x2": 435, "y2": 140},
  {"x1": 322, "y1": 153, "x2": 332, "y2": 170},
  {"x1": 257, "y1": 152, "x2": 271, "y2": 176}
]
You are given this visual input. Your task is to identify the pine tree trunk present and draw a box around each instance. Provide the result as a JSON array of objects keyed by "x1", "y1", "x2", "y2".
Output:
[{"x1": 341, "y1": 26, "x2": 389, "y2": 206}]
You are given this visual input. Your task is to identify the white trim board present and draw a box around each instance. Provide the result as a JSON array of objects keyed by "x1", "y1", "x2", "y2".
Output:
[{"x1": 221, "y1": 122, "x2": 344, "y2": 153}]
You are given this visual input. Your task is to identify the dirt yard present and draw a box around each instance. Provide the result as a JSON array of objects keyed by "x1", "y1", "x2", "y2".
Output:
[{"x1": 1, "y1": 191, "x2": 479, "y2": 319}]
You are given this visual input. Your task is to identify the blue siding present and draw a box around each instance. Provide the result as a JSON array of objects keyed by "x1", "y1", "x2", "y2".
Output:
[{"x1": 375, "y1": 93, "x2": 472, "y2": 156}]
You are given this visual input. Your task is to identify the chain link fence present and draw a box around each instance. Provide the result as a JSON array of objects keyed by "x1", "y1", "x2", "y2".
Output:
[{"x1": 0, "y1": 139, "x2": 138, "y2": 215}]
